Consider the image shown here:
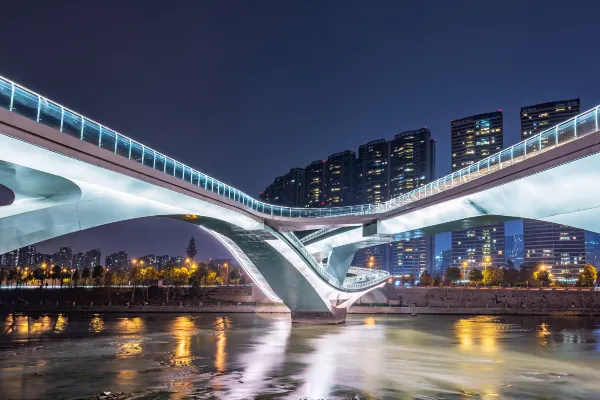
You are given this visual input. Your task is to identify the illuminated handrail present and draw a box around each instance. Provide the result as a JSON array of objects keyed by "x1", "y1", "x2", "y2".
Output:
[{"x1": 0, "y1": 73, "x2": 598, "y2": 219}]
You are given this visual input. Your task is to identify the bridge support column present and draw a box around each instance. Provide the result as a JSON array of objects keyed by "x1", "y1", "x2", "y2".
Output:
[{"x1": 291, "y1": 307, "x2": 347, "y2": 324}]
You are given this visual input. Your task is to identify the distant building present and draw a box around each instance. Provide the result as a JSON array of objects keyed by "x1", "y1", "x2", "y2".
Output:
[
  {"x1": 505, "y1": 234, "x2": 524, "y2": 267},
  {"x1": 450, "y1": 111, "x2": 504, "y2": 272},
  {"x1": 106, "y1": 251, "x2": 128, "y2": 271},
  {"x1": 389, "y1": 237, "x2": 434, "y2": 277},
  {"x1": 34, "y1": 253, "x2": 53, "y2": 266},
  {"x1": 520, "y1": 99, "x2": 580, "y2": 140},
  {"x1": 156, "y1": 255, "x2": 171, "y2": 270},
  {"x1": 85, "y1": 249, "x2": 102, "y2": 268},
  {"x1": 389, "y1": 128, "x2": 436, "y2": 198},
  {"x1": 435, "y1": 249, "x2": 453, "y2": 276},
  {"x1": 357, "y1": 139, "x2": 390, "y2": 204},
  {"x1": 353, "y1": 245, "x2": 389, "y2": 271},
  {"x1": 523, "y1": 219, "x2": 585, "y2": 281},
  {"x1": 520, "y1": 99, "x2": 583, "y2": 282},
  {"x1": 325, "y1": 150, "x2": 357, "y2": 206},
  {"x1": 0, "y1": 249, "x2": 18, "y2": 269},
  {"x1": 16, "y1": 245, "x2": 35, "y2": 268},
  {"x1": 305, "y1": 160, "x2": 326, "y2": 207},
  {"x1": 53, "y1": 247, "x2": 73, "y2": 270},
  {"x1": 586, "y1": 231, "x2": 600, "y2": 268},
  {"x1": 260, "y1": 168, "x2": 306, "y2": 207},
  {"x1": 139, "y1": 254, "x2": 158, "y2": 267},
  {"x1": 73, "y1": 252, "x2": 86, "y2": 270}
]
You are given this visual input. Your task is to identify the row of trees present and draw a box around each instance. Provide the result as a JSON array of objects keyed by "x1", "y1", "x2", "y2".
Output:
[{"x1": 439, "y1": 263, "x2": 599, "y2": 288}]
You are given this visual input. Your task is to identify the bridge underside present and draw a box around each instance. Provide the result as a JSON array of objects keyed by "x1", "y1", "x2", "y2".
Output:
[{"x1": 0, "y1": 155, "x2": 375, "y2": 324}]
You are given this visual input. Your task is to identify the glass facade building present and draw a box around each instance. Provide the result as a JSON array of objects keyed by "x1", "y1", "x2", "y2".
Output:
[
  {"x1": 505, "y1": 233, "x2": 524, "y2": 267},
  {"x1": 389, "y1": 236, "x2": 434, "y2": 277},
  {"x1": 523, "y1": 218, "x2": 586, "y2": 281},
  {"x1": 520, "y1": 99, "x2": 584, "y2": 280},
  {"x1": 451, "y1": 111, "x2": 505, "y2": 273}
]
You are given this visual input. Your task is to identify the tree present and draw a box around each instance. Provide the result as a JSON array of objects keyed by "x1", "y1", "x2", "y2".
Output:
[
  {"x1": 72, "y1": 269, "x2": 80, "y2": 287},
  {"x1": 468, "y1": 268, "x2": 483, "y2": 284},
  {"x1": 186, "y1": 237, "x2": 197, "y2": 261},
  {"x1": 129, "y1": 265, "x2": 142, "y2": 304},
  {"x1": 578, "y1": 264, "x2": 597, "y2": 287},
  {"x1": 52, "y1": 265, "x2": 61, "y2": 286},
  {"x1": 445, "y1": 267, "x2": 462, "y2": 284},
  {"x1": 229, "y1": 268, "x2": 241, "y2": 285},
  {"x1": 518, "y1": 263, "x2": 536, "y2": 286},
  {"x1": 505, "y1": 259, "x2": 515, "y2": 269},
  {"x1": 0, "y1": 268, "x2": 6, "y2": 286},
  {"x1": 33, "y1": 268, "x2": 45, "y2": 286},
  {"x1": 92, "y1": 265, "x2": 105, "y2": 286},
  {"x1": 82, "y1": 267, "x2": 91, "y2": 286},
  {"x1": 483, "y1": 266, "x2": 504, "y2": 286},
  {"x1": 502, "y1": 267, "x2": 519, "y2": 286},
  {"x1": 104, "y1": 271, "x2": 115, "y2": 302},
  {"x1": 419, "y1": 270, "x2": 433, "y2": 287},
  {"x1": 533, "y1": 269, "x2": 552, "y2": 287},
  {"x1": 6, "y1": 269, "x2": 17, "y2": 287}
]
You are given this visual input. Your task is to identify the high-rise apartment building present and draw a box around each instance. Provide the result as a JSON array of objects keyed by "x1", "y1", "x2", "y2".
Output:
[
  {"x1": 451, "y1": 111, "x2": 505, "y2": 272},
  {"x1": 451, "y1": 111, "x2": 503, "y2": 171},
  {"x1": 73, "y1": 252, "x2": 86, "y2": 270},
  {"x1": 34, "y1": 253, "x2": 53, "y2": 266},
  {"x1": 305, "y1": 160, "x2": 326, "y2": 207},
  {"x1": 85, "y1": 249, "x2": 102, "y2": 268},
  {"x1": 357, "y1": 139, "x2": 390, "y2": 204},
  {"x1": 523, "y1": 219, "x2": 586, "y2": 281},
  {"x1": 0, "y1": 249, "x2": 18, "y2": 269},
  {"x1": 53, "y1": 247, "x2": 73, "y2": 270},
  {"x1": 260, "y1": 168, "x2": 306, "y2": 207},
  {"x1": 353, "y1": 245, "x2": 389, "y2": 271},
  {"x1": 520, "y1": 99, "x2": 584, "y2": 282},
  {"x1": 16, "y1": 245, "x2": 36, "y2": 268},
  {"x1": 106, "y1": 251, "x2": 129, "y2": 271},
  {"x1": 389, "y1": 129, "x2": 436, "y2": 198},
  {"x1": 325, "y1": 150, "x2": 356, "y2": 206}
]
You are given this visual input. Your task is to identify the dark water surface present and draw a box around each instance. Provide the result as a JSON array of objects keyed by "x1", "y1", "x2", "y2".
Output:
[{"x1": 1, "y1": 313, "x2": 600, "y2": 399}]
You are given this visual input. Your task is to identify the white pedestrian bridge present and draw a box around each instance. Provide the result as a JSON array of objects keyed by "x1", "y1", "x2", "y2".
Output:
[{"x1": 1, "y1": 74, "x2": 600, "y2": 323}]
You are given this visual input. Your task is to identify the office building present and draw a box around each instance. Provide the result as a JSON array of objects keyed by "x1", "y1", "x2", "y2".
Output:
[
  {"x1": 389, "y1": 128, "x2": 436, "y2": 198},
  {"x1": 325, "y1": 150, "x2": 357, "y2": 206},
  {"x1": 357, "y1": 139, "x2": 390, "y2": 204},
  {"x1": 520, "y1": 99, "x2": 583, "y2": 281},
  {"x1": 586, "y1": 232, "x2": 600, "y2": 268},
  {"x1": 435, "y1": 249, "x2": 453, "y2": 276},
  {"x1": 85, "y1": 249, "x2": 102, "y2": 268},
  {"x1": 505, "y1": 234, "x2": 524, "y2": 267},
  {"x1": 520, "y1": 99, "x2": 580, "y2": 140},
  {"x1": 353, "y1": 245, "x2": 389, "y2": 271},
  {"x1": 451, "y1": 111, "x2": 504, "y2": 272},
  {"x1": 523, "y1": 219, "x2": 585, "y2": 281},
  {"x1": 389, "y1": 236, "x2": 434, "y2": 277},
  {"x1": 305, "y1": 160, "x2": 326, "y2": 207},
  {"x1": 106, "y1": 251, "x2": 129, "y2": 271}
]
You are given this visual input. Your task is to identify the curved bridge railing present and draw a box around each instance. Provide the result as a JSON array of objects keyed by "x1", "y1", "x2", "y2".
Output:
[{"x1": 0, "y1": 74, "x2": 598, "y2": 220}]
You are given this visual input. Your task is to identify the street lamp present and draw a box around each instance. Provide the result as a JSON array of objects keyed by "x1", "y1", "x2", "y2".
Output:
[
  {"x1": 462, "y1": 261, "x2": 468, "y2": 285},
  {"x1": 224, "y1": 263, "x2": 229, "y2": 285}
]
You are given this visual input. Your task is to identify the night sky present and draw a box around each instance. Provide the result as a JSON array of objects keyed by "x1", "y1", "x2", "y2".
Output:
[{"x1": 1, "y1": 1, "x2": 599, "y2": 260}]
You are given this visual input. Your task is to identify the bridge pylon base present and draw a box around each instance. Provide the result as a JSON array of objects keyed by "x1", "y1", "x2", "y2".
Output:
[{"x1": 291, "y1": 308, "x2": 347, "y2": 324}]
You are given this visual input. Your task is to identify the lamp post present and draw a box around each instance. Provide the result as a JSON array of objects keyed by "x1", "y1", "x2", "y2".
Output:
[{"x1": 224, "y1": 263, "x2": 229, "y2": 285}]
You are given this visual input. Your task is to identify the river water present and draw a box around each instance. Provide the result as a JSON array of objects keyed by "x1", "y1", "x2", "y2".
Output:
[{"x1": 1, "y1": 313, "x2": 600, "y2": 399}]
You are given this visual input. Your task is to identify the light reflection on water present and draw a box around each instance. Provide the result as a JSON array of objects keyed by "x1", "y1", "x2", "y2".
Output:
[{"x1": 1, "y1": 313, "x2": 600, "y2": 399}]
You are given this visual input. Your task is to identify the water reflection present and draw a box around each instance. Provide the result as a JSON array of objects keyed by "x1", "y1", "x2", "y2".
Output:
[
  {"x1": 89, "y1": 314, "x2": 105, "y2": 333},
  {"x1": 2, "y1": 314, "x2": 600, "y2": 399}
]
